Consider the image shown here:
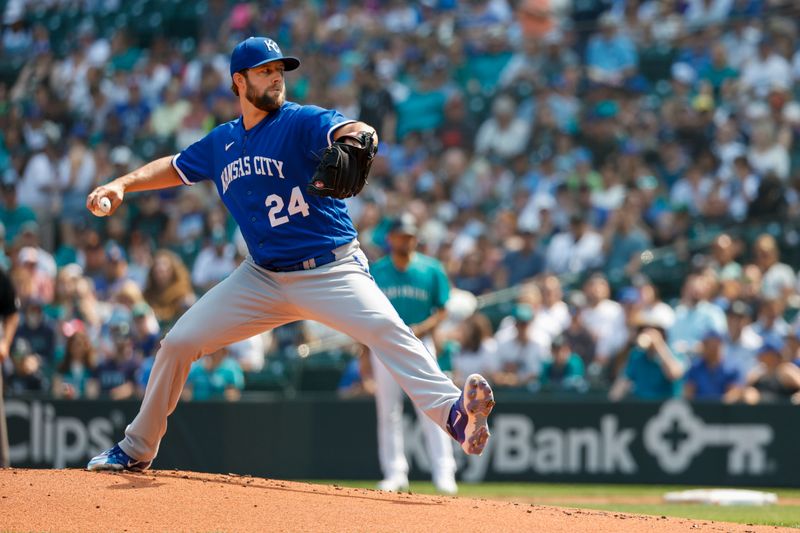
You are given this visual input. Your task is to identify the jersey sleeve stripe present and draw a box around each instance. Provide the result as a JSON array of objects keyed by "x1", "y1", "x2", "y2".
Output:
[
  {"x1": 171, "y1": 154, "x2": 195, "y2": 186},
  {"x1": 326, "y1": 120, "x2": 357, "y2": 146}
]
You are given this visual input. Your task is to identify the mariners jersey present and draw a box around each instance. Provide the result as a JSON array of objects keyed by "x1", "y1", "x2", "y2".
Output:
[
  {"x1": 371, "y1": 253, "x2": 450, "y2": 326},
  {"x1": 172, "y1": 101, "x2": 357, "y2": 268}
]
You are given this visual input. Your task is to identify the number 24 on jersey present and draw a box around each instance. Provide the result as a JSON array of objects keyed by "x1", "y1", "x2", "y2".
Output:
[{"x1": 265, "y1": 186, "x2": 310, "y2": 227}]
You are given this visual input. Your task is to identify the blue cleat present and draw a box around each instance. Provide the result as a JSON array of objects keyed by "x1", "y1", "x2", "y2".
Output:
[
  {"x1": 87, "y1": 444, "x2": 152, "y2": 472},
  {"x1": 445, "y1": 374, "x2": 495, "y2": 455}
]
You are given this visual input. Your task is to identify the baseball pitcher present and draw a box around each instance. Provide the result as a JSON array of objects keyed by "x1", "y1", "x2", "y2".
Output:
[{"x1": 86, "y1": 37, "x2": 494, "y2": 472}]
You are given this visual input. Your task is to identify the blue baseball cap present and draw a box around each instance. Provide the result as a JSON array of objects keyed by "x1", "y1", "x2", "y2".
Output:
[{"x1": 229, "y1": 37, "x2": 300, "y2": 77}]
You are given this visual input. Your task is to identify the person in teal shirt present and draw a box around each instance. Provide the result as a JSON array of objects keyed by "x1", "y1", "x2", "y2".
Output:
[
  {"x1": 368, "y1": 214, "x2": 457, "y2": 495},
  {"x1": 540, "y1": 335, "x2": 586, "y2": 392},
  {"x1": 609, "y1": 326, "x2": 687, "y2": 401},
  {"x1": 182, "y1": 348, "x2": 244, "y2": 401}
]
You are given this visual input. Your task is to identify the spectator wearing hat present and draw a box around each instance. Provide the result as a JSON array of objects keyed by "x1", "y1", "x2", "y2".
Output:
[
  {"x1": 12, "y1": 246, "x2": 55, "y2": 305},
  {"x1": 723, "y1": 299, "x2": 763, "y2": 378},
  {"x1": 539, "y1": 334, "x2": 586, "y2": 392},
  {"x1": 545, "y1": 212, "x2": 604, "y2": 275},
  {"x1": 491, "y1": 303, "x2": 544, "y2": 387},
  {"x1": 93, "y1": 241, "x2": 132, "y2": 301},
  {"x1": 14, "y1": 298, "x2": 56, "y2": 366},
  {"x1": 130, "y1": 302, "x2": 160, "y2": 361},
  {"x1": 609, "y1": 321, "x2": 688, "y2": 401},
  {"x1": 684, "y1": 330, "x2": 742, "y2": 402},
  {"x1": 95, "y1": 313, "x2": 140, "y2": 401},
  {"x1": 5, "y1": 338, "x2": 49, "y2": 395},
  {"x1": 739, "y1": 337, "x2": 800, "y2": 404}
]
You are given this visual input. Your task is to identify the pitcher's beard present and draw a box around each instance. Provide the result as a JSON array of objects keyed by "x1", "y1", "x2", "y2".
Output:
[{"x1": 246, "y1": 85, "x2": 284, "y2": 112}]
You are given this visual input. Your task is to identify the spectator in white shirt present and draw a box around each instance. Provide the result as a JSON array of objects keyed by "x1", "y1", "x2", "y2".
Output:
[
  {"x1": 723, "y1": 300, "x2": 762, "y2": 379},
  {"x1": 669, "y1": 164, "x2": 713, "y2": 216},
  {"x1": 492, "y1": 304, "x2": 545, "y2": 387},
  {"x1": 452, "y1": 312, "x2": 499, "y2": 384},
  {"x1": 740, "y1": 37, "x2": 792, "y2": 99},
  {"x1": 545, "y1": 213, "x2": 604, "y2": 275},
  {"x1": 747, "y1": 120, "x2": 790, "y2": 182},
  {"x1": 191, "y1": 229, "x2": 238, "y2": 292},
  {"x1": 474, "y1": 95, "x2": 531, "y2": 163},
  {"x1": 752, "y1": 233, "x2": 795, "y2": 302},
  {"x1": 581, "y1": 274, "x2": 628, "y2": 372},
  {"x1": 535, "y1": 274, "x2": 570, "y2": 339}
]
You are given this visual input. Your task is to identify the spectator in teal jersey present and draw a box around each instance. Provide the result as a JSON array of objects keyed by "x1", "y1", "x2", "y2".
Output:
[
  {"x1": 609, "y1": 321, "x2": 688, "y2": 401},
  {"x1": 367, "y1": 213, "x2": 457, "y2": 495},
  {"x1": 539, "y1": 334, "x2": 586, "y2": 393},
  {"x1": 51, "y1": 324, "x2": 99, "y2": 400},
  {"x1": 394, "y1": 74, "x2": 446, "y2": 141},
  {"x1": 182, "y1": 347, "x2": 244, "y2": 402}
]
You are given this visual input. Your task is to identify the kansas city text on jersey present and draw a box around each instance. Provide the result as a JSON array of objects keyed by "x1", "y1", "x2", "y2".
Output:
[{"x1": 221, "y1": 156, "x2": 286, "y2": 193}]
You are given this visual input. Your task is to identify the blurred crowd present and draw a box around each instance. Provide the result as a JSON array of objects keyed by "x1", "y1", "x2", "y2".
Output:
[{"x1": 2, "y1": 0, "x2": 800, "y2": 404}]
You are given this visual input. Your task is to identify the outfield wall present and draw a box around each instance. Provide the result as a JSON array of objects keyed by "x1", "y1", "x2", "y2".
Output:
[{"x1": 6, "y1": 397, "x2": 798, "y2": 486}]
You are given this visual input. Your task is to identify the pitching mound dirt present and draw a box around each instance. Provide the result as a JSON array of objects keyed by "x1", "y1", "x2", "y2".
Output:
[{"x1": 0, "y1": 469, "x2": 792, "y2": 532}]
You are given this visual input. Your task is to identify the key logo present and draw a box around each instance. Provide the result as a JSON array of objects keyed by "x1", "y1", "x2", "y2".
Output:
[{"x1": 644, "y1": 400, "x2": 773, "y2": 475}]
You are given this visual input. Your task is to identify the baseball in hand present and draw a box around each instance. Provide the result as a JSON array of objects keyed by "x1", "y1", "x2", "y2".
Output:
[{"x1": 96, "y1": 197, "x2": 112, "y2": 216}]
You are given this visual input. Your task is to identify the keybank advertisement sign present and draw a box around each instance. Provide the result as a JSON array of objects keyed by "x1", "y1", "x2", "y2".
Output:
[
  {"x1": 404, "y1": 400, "x2": 795, "y2": 485},
  {"x1": 6, "y1": 398, "x2": 798, "y2": 485}
]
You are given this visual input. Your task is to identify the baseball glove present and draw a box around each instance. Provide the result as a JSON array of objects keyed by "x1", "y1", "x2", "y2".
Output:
[{"x1": 307, "y1": 131, "x2": 377, "y2": 199}]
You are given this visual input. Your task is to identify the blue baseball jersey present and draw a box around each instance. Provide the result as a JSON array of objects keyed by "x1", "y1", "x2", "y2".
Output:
[{"x1": 171, "y1": 101, "x2": 358, "y2": 268}]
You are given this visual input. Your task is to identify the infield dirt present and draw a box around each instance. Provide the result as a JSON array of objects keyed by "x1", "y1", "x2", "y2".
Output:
[{"x1": 0, "y1": 469, "x2": 793, "y2": 532}]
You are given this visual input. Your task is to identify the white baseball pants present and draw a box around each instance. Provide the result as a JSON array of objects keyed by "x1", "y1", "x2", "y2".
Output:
[{"x1": 119, "y1": 241, "x2": 462, "y2": 462}]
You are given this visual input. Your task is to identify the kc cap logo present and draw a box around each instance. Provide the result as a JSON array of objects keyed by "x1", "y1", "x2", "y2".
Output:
[
  {"x1": 264, "y1": 39, "x2": 280, "y2": 54},
  {"x1": 230, "y1": 36, "x2": 301, "y2": 76}
]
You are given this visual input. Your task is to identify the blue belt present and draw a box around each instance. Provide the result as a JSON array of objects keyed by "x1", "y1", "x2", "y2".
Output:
[{"x1": 259, "y1": 250, "x2": 337, "y2": 272}]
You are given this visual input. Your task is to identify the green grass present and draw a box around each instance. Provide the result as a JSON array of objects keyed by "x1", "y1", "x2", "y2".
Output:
[{"x1": 310, "y1": 481, "x2": 800, "y2": 528}]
